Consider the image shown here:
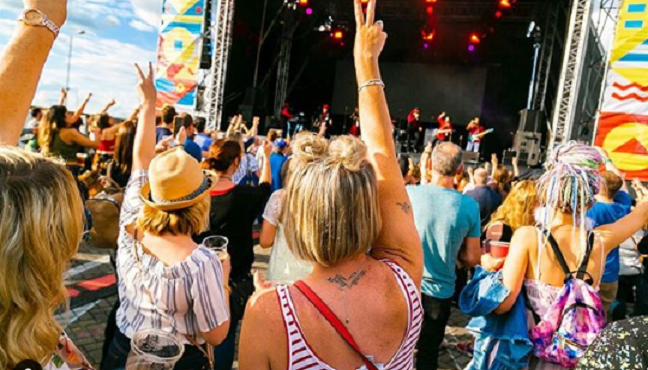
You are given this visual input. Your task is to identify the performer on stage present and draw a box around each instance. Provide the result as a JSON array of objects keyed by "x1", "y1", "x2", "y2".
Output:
[
  {"x1": 349, "y1": 107, "x2": 361, "y2": 137},
  {"x1": 437, "y1": 112, "x2": 453, "y2": 143},
  {"x1": 280, "y1": 103, "x2": 293, "y2": 138},
  {"x1": 407, "y1": 107, "x2": 422, "y2": 152},
  {"x1": 466, "y1": 117, "x2": 485, "y2": 153},
  {"x1": 312, "y1": 104, "x2": 333, "y2": 134}
]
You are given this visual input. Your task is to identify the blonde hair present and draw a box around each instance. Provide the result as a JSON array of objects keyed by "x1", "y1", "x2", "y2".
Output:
[
  {"x1": 137, "y1": 195, "x2": 210, "y2": 236},
  {"x1": 0, "y1": 146, "x2": 84, "y2": 368},
  {"x1": 282, "y1": 134, "x2": 382, "y2": 267},
  {"x1": 487, "y1": 180, "x2": 538, "y2": 232}
]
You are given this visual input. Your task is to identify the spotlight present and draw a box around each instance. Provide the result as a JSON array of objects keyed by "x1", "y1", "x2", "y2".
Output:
[
  {"x1": 424, "y1": 43, "x2": 429, "y2": 49},
  {"x1": 426, "y1": 6, "x2": 434, "y2": 15},
  {"x1": 306, "y1": 8, "x2": 313, "y2": 15},
  {"x1": 469, "y1": 33, "x2": 481, "y2": 44},
  {"x1": 468, "y1": 45, "x2": 475, "y2": 52},
  {"x1": 298, "y1": 0, "x2": 308, "y2": 6},
  {"x1": 425, "y1": 0, "x2": 438, "y2": 3},
  {"x1": 495, "y1": 10, "x2": 502, "y2": 18},
  {"x1": 361, "y1": 0, "x2": 369, "y2": 3},
  {"x1": 333, "y1": 30, "x2": 344, "y2": 39},
  {"x1": 499, "y1": 0, "x2": 511, "y2": 9}
]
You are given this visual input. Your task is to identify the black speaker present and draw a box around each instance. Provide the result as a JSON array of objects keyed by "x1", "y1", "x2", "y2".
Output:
[{"x1": 518, "y1": 109, "x2": 545, "y2": 133}]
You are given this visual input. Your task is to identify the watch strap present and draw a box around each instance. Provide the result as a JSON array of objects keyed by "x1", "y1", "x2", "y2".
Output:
[{"x1": 42, "y1": 16, "x2": 61, "y2": 38}]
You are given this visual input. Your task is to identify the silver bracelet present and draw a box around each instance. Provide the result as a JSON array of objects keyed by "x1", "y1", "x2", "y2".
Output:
[{"x1": 358, "y1": 79, "x2": 385, "y2": 92}]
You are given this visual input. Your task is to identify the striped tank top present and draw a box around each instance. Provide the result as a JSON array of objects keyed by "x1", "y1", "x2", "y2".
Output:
[{"x1": 276, "y1": 260, "x2": 423, "y2": 370}]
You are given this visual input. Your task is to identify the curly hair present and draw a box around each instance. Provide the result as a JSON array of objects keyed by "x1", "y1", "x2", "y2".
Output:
[{"x1": 487, "y1": 180, "x2": 538, "y2": 232}]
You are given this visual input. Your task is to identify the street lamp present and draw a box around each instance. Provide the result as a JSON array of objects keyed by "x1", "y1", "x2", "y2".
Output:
[{"x1": 65, "y1": 30, "x2": 86, "y2": 93}]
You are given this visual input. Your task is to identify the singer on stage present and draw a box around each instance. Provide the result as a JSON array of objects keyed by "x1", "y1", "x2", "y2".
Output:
[
  {"x1": 407, "y1": 108, "x2": 422, "y2": 152},
  {"x1": 437, "y1": 112, "x2": 453, "y2": 143}
]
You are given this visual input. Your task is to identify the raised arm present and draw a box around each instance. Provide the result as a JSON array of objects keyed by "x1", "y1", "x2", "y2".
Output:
[
  {"x1": 354, "y1": 0, "x2": 422, "y2": 285},
  {"x1": 0, "y1": 0, "x2": 67, "y2": 145},
  {"x1": 99, "y1": 99, "x2": 116, "y2": 115},
  {"x1": 58, "y1": 88, "x2": 67, "y2": 106},
  {"x1": 258, "y1": 140, "x2": 272, "y2": 185},
  {"x1": 132, "y1": 63, "x2": 157, "y2": 171},
  {"x1": 71, "y1": 93, "x2": 92, "y2": 121},
  {"x1": 250, "y1": 116, "x2": 260, "y2": 138},
  {"x1": 127, "y1": 106, "x2": 141, "y2": 122},
  {"x1": 595, "y1": 200, "x2": 648, "y2": 254}
]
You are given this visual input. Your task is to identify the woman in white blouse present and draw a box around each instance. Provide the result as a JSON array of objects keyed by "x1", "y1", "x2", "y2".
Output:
[{"x1": 101, "y1": 64, "x2": 230, "y2": 370}]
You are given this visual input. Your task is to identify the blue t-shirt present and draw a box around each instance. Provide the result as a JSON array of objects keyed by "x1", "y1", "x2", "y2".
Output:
[
  {"x1": 407, "y1": 185, "x2": 481, "y2": 299},
  {"x1": 194, "y1": 133, "x2": 213, "y2": 152},
  {"x1": 465, "y1": 186, "x2": 503, "y2": 227},
  {"x1": 270, "y1": 152, "x2": 288, "y2": 192},
  {"x1": 587, "y1": 191, "x2": 632, "y2": 283},
  {"x1": 183, "y1": 138, "x2": 203, "y2": 163},
  {"x1": 155, "y1": 127, "x2": 172, "y2": 144}
]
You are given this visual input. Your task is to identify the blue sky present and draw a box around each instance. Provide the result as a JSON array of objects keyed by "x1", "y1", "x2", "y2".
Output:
[{"x1": 0, "y1": 0, "x2": 164, "y2": 117}]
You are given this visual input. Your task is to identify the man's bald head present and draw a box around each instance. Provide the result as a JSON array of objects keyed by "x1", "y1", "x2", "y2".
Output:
[{"x1": 432, "y1": 142, "x2": 463, "y2": 177}]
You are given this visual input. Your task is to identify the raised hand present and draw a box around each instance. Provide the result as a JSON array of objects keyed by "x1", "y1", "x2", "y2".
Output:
[
  {"x1": 134, "y1": 62, "x2": 156, "y2": 105},
  {"x1": 262, "y1": 139, "x2": 272, "y2": 159},
  {"x1": 353, "y1": 0, "x2": 386, "y2": 84},
  {"x1": 83, "y1": 92, "x2": 92, "y2": 103}
]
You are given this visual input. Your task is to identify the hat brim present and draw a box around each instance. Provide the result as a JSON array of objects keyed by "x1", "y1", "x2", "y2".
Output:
[{"x1": 140, "y1": 170, "x2": 215, "y2": 212}]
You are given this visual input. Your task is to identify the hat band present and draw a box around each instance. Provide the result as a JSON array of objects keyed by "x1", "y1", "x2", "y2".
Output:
[{"x1": 151, "y1": 176, "x2": 210, "y2": 204}]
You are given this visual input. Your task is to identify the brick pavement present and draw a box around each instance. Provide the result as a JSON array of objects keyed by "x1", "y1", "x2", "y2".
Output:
[{"x1": 61, "y1": 245, "x2": 474, "y2": 370}]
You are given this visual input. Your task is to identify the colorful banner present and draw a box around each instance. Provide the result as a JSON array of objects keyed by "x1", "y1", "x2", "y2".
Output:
[
  {"x1": 155, "y1": 0, "x2": 207, "y2": 111},
  {"x1": 596, "y1": 1, "x2": 648, "y2": 179}
]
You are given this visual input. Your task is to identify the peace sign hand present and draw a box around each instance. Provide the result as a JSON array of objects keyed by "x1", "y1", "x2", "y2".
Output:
[
  {"x1": 354, "y1": 0, "x2": 387, "y2": 84},
  {"x1": 134, "y1": 62, "x2": 157, "y2": 105}
]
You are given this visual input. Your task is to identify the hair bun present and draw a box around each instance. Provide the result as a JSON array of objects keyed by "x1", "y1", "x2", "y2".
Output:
[
  {"x1": 292, "y1": 133, "x2": 329, "y2": 164},
  {"x1": 328, "y1": 136, "x2": 368, "y2": 172}
]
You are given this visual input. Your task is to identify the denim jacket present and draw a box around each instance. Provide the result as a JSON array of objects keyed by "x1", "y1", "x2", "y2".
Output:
[{"x1": 459, "y1": 266, "x2": 532, "y2": 370}]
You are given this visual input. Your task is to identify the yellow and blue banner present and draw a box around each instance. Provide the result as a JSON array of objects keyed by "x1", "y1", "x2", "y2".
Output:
[
  {"x1": 596, "y1": 0, "x2": 648, "y2": 180},
  {"x1": 155, "y1": 0, "x2": 207, "y2": 111}
]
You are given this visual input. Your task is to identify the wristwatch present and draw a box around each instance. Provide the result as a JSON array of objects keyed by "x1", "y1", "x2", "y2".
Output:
[{"x1": 19, "y1": 9, "x2": 60, "y2": 38}]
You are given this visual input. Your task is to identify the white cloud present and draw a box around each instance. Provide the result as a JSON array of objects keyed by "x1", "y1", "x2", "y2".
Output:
[
  {"x1": 131, "y1": 0, "x2": 164, "y2": 28},
  {"x1": 106, "y1": 15, "x2": 121, "y2": 27},
  {"x1": 130, "y1": 19, "x2": 154, "y2": 32}
]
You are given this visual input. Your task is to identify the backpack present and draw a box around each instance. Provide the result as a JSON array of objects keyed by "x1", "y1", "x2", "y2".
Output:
[
  {"x1": 85, "y1": 177, "x2": 124, "y2": 250},
  {"x1": 529, "y1": 231, "x2": 606, "y2": 368}
]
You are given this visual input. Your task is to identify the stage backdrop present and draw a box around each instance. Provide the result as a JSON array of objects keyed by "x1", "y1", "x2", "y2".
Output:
[
  {"x1": 154, "y1": 0, "x2": 207, "y2": 111},
  {"x1": 596, "y1": 0, "x2": 648, "y2": 179},
  {"x1": 332, "y1": 61, "x2": 487, "y2": 126}
]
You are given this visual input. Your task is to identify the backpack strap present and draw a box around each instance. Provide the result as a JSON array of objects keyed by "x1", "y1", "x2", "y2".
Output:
[
  {"x1": 543, "y1": 231, "x2": 572, "y2": 283},
  {"x1": 576, "y1": 233, "x2": 596, "y2": 285}
]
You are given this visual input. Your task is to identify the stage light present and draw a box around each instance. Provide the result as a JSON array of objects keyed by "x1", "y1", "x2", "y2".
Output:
[
  {"x1": 425, "y1": 0, "x2": 438, "y2": 3},
  {"x1": 468, "y1": 45, "x2": 475, "y2": 52},
  {"x1": 499, "y1": 0, "x2": 511, "y2": 9},
  {"x1": 298, "y1": 0, "x2": 308, "y2": 7},
  {"x1": 495, "y1": 10, "x2": 502, "y2": 18},
  {"x1": 306, "y1": 8, "x2": 313, "y2": 15},
  {"x1": 426, "y1": 6, "x2": 434, "y2": 15},
  {"x1": 469, "y1": 33, "x2": 481, "y2": 44},
  {"x1": 333, "y1": 31, "x2": 344, "y2": 39},
  {"x1": 424, "y1": 43, "x2": 429, "y2": 50},
  {"x1": 361, "y1": 0, "x2": 369, "y2": 3}
]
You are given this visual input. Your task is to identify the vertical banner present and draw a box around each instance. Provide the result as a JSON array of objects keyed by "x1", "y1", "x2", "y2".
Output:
[
  {"x1": 155, "y1": 0, "x2": 206, "y2": 111},
  {"x1": 596, "y1": 1, "x2": 648, "y2": 180}
]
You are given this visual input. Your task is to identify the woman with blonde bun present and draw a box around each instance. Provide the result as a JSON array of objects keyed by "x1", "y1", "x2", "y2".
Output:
[{"x1": 239, "y1": 1, "x2": 423, "y2": 369}]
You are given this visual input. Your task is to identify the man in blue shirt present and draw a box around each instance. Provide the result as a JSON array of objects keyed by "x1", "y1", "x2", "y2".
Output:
[
  {"x1": 193, "y1": 117, "x2": 213, "y2": 152},
  {"x1": 270, "y1": 139, "x2": 290, "y2": 192},
  {"x1": 408, "y1": 142, "x2": 481, "y2": 370},
  {"x1": 587, "y1": 171, "x2": 631, "y2": 323},
  {"x1": 466, "y1": 168, "x2": 503, "y2": 228}
]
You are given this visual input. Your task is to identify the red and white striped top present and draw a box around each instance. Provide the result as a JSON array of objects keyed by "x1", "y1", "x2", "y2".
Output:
[{"x1": 276, "y1": 260, "x2": 423, "y2": 370}]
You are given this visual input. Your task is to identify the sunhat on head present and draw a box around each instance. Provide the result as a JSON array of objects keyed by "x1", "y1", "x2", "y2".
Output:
[{"x1": 140, "y1": 148, "x2": 214, "y2": 211}]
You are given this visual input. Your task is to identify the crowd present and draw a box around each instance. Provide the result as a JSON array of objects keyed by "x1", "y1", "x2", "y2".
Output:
[{"x1": 2, "y1": 1, "x2": 648, "y2": 370}]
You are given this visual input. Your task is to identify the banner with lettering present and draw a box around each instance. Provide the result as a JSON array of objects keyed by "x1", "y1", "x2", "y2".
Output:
[
  {"x1": 154, "y1": 0, "x2": 206, "y2": 111},
  {"x1": 595, "y1": 1, "x2": 648, "y2": 179}
]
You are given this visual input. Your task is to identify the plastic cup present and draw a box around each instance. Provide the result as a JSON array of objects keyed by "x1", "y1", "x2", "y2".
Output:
[
  {"x1": 126, "y1": 329, "x2": 184, "y2": 370},
  {"x1": 203, "y1": 236, "x2": 229, "y2": 259},
  {"x1": 490, "y1": 241, "x2": 511, "y2": 258}
]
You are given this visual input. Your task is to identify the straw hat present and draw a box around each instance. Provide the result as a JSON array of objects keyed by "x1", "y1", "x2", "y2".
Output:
[{"x1": 140, "y1": 148, "x2": 214, "y2": 211}]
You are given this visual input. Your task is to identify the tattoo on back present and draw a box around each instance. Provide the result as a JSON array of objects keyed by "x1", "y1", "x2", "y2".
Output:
[
  {"x1": 396, "y1": 201, "x2": 412, "y2": 215},
  {"x1": 327, "y1": 270, "x2": 367, "y2": 291}
]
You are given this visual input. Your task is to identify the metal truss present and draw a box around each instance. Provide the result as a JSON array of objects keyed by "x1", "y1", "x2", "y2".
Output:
[
  {"x1": 531, "y1": 1, "x2": 562, "y2": 113},
  {"x1": 274, "y1": 7, "x2": 297, "y2": 119},
  {"x1": 550, "y1": 0, "x2": 593, "y2": 147},
  {"x1": 200, "y1": 0, "x2": 236, "y2": 131}
]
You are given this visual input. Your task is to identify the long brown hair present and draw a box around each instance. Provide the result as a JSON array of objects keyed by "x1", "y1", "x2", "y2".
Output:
[
  {"x1": 202, "y1": 139, "x2": 241, "y2": 173},
  {"x1": 114, "y1": 121, "x2": 136, "y2": 175},
  {"x1": 38, "y1": 105, "x2": 68, "y2": 155}
]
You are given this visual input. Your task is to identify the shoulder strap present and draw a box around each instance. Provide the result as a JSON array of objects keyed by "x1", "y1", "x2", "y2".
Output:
[
  {"x1": 576, "y1": 233, "x2": 596, "y2": 284},
  {"x1": 293, "y1": 281, "x2": 379, "y2": 370},
  {"x1": 543, "y1": 231, "x2": 571, "y2": 283}
]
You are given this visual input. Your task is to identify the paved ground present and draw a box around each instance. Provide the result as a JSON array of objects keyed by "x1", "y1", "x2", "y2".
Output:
[{"x1": 60, "y1": 244, "x2": 473, "y2": 370}]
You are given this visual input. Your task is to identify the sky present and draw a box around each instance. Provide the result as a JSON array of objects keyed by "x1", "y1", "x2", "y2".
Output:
[
  {"x1": 0, "y1": 0, "x2": 620, "y2": 118},
  {"x1": 0, "y1": 0, "x2": 164, "y2": 117}
]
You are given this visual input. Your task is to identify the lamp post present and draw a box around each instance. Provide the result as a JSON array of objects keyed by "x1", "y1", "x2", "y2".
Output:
[{"x1": 65, "y1": 30, "x2": 86, "y2": 93}]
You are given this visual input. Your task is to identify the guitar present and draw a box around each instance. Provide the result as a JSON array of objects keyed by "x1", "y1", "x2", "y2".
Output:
[
  {"x1": 469, "y1": 128, "x2": 494, "y2": 142},
  {"x1": 432, "y1": 128, "x2": 455, "y2": 138}
]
